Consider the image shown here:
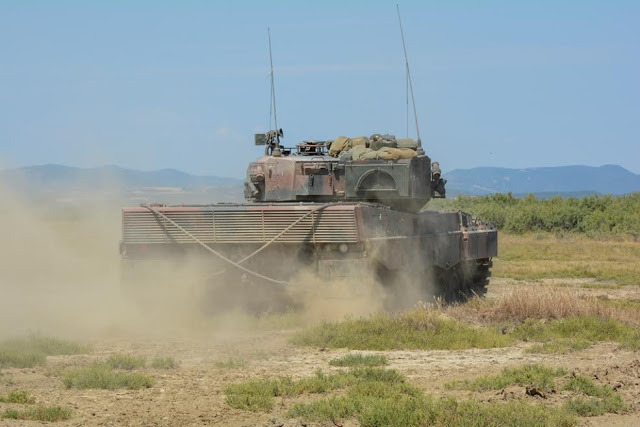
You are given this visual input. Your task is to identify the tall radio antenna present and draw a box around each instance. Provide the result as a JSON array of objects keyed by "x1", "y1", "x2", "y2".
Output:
[
  {"x1": 268, "y1": 28, "x2": 278, "y2": 133},
  {"x1": 266, "y1": 27, "x2": 282, "y2": 155},
  {"x1": 396, "y1": 4, "x2": 423, "y2": 154}
]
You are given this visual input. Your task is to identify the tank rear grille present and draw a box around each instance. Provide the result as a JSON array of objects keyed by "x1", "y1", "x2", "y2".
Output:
[{"x1": 122, "y1": 207, "x2": 359, "y2": 244}]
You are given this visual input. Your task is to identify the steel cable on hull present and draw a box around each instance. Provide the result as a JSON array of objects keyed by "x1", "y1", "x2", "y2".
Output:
[{"x1": 143, "y1": 203, "x2": 334, "y2": 286}]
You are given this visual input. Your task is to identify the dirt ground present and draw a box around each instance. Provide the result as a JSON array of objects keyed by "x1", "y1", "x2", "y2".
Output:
[{"x1": 1, "y1": 279, "x2": 639, "y2": 427}]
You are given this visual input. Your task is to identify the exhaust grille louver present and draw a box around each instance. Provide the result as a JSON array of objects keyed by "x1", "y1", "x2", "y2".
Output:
[{"x1": 123, "y1": 206, "x2": 359, "y2": 244}]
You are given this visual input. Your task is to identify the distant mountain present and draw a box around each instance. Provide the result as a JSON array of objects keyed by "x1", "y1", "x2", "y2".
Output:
[
  {"x1": 445, "y1": 165, "x2": 640, "y2": 196},
  {"x1": 0, "y1": 164, "x2": 244, "y2": 205},
  {"x1": 3, "y1": 163, "x2": 639, "y2": 205}
]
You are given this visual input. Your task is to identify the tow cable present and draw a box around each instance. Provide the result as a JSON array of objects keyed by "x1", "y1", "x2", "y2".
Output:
[{"x1": 143, "y1": 203, "x2": 333, "y2": 286}]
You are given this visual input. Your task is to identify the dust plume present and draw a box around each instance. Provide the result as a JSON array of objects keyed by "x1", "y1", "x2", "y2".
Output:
[
  {"x1": 0, "y1": 183, "x2": 395, "y2": 344},
  {"x1": 0, "y1": 183, "x2": 231, "y2": 341}
]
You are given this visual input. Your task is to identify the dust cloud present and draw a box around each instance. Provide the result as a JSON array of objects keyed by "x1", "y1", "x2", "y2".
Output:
[
  {"x1": 0, "y1": 183, "x2": 248, "y2": 342},
  {"x1": 0, "y1": 183, "x2": 407, "y2": 344}
]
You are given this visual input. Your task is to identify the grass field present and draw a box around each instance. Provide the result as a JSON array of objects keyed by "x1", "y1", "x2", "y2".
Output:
[{"x1": 494, "y1": 233, "x2": 640, "y2": 286}]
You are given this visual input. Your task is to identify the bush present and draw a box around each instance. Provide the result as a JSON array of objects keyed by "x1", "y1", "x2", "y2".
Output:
[{"x1": 432, "y1": 192, "x2": 640, "y2": 236}]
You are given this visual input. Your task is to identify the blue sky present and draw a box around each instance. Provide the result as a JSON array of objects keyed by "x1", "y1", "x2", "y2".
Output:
[{"x1": 1, "y1": 0, "x2": 638, "y2": 178}]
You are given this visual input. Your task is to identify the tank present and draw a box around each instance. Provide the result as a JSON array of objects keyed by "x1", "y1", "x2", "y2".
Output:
[{"x1": 120, "y1": 131, "x2": 497, "y2": 310}]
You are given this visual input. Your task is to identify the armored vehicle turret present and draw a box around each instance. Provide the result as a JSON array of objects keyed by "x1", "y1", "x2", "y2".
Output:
[{"x1": 246, "y1": 133, "x2": 445, "y2": 213}]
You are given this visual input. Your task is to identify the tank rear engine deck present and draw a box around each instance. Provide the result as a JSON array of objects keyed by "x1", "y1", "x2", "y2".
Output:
[{"x1": 120, "y1": 202, "x2": 497, "y2": 289}]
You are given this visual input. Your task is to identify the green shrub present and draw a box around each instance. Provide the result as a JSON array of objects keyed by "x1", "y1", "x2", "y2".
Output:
[
  {"x1": 225, "y1": 368, "x2": 359, "y2": 411},
  {"x1": 292, "y1": 311, "x2": 511, "y2": 350},
  {"x1": 512, "y1": 316, "x2": 640, "y2": 350},
  {"x1": 0, "y1": 390, "x2": 35, "y2": 404},
  {"x1": 1, "y1": 406, "x2": 71, "y2": 422},
  {"x1": 287, "y1": 370, "x2": 576, "y2": 427},
  {"x1": 430, "y1": 192, "x2": 640, "y2": 236},
  {"x1": 446, "y1": 364, "x2": 566, "y2": 392},
  {"x1": 563, "y1": 375, "x2": 625, "y2": 416},
  {"x1": 106, "y1": 354, "x2": 146, "y2": 370},
  {"x1": 63, "y1": 364, "x2": 154, "y2": 390}
]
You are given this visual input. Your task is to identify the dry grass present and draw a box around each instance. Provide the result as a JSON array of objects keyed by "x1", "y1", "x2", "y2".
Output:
[
  {"x1": 492, "y1": 287, "x2": 613, "y2": 321},
  {"x1": 449, "y1": 286, "x2": 639, "y2": 326}
]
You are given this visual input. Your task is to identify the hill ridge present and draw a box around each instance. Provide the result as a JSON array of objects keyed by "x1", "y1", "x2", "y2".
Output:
[
  {"x1": 445, "y1": 164, "x2": 640, "y2": 196},
  {"x1": 2, "y1": 163, "x2": 639, "y2": 200}
]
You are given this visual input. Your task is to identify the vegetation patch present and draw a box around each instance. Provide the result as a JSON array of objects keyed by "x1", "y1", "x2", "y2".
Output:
[
  {"x1": 294, "y1": 285, "x2": 640, "y2": 353},
  {"x1": 291, "y1": 311, "x2": 511, "y2": 351},
  {"x1": 292, "y1": 395, "x2": 577, "y2": 427},
  {"x1": 446, "y1": 364, "x2": 566, "y2": 392},
  {"x1": 227, "y1": 366, "x2": 576, "y2": 426},
  {"x1": 329, "y1": 353, "x2": 388, "y2": 367},
  {"x1": 491, "y1": 233, "x2": 640, "y2": 286},
  {"x1": 431, "y1": 398, "x2": 575, "y2": 427},
  {"x1": 526, "y1": 339, "x2": 592, "y2": 354},
  {"x1": 63, "y1": 364, "x2": 154, "y2": 390},
  {"x1": 215, "y1": 357, "x2": 248, "y2": 369},
  {"x1": 448, "y1": 366, "x2": 624, "y2": 418},
  {"x1": 225, "y1": 368, "x2": 361, "y2": 412},
  {"x1": 106, "y1": 354, "x2": 146, "y2": 370},
  {"x1": 512, "y1": 316, "x2": 640, "y2": 351},
  {"x1": 151, "y1": 356, "x2": 178, "y2": 369},
  {"x1": 0, "y1": 390, "x2": 35, "y2": 404},
  {"x1": 563, "y1": 375, "x2": 626, "y2": 416},
  {"x1": 0, "y1": 349, "x2": 46, "y2": 369},
  {"x1": 1, "y1": 406, "x2": 72, "y2": 422},
  {"x1": 0, "y1": 333, "x2": 89, "y2": 368},
  {"x1": 432, "y1": 192, "x2": 640, "y2": 237}
]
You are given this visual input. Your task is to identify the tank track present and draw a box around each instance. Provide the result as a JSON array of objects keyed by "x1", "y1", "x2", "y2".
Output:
[{"x1": 436, "y1": 259, "x2": 492, "y2": 303}]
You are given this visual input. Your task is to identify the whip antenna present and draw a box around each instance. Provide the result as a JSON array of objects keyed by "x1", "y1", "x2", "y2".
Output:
[
  {"x1": 396, "y1": 4, "x2": 423, "y2": 154},
  {"x1": 268, "y1": 28, "x2": 279, "y2": 134},
  {"x1": 264, "y1": 28, "x2": 283, "y2": 155}
]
